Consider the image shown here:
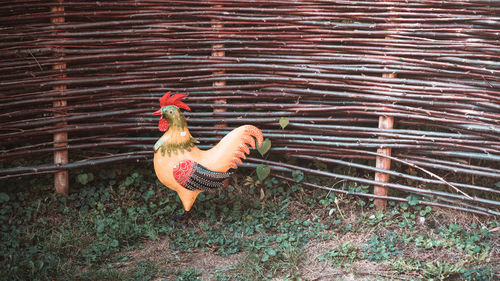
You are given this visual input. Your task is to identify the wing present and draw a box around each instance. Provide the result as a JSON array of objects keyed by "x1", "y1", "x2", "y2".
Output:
[{"x1": 173, "y1": 160, "x2": 231, "y2": 191}]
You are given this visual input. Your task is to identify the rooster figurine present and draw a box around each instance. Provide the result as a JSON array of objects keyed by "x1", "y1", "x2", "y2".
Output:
[{"x1": 152, "y1": 92, "x2": 263, "y2": 217}]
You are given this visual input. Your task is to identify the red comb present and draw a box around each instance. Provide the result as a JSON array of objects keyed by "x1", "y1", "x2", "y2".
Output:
[{"x1": 159, "y1": 91, "x2": 191, "y2": 111}]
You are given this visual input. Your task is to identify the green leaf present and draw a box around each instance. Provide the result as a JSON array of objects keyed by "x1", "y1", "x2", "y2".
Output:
[
  {"x1": 256, "y1": 164, "x2": 270, "y2": 181},
  {"x1": 96, "y1": 222, "x2": 105, "y2": 233},
  {"x1": 77, "y1": 174, "x2": 89, "y2": 185},
  {"x1": 0, "y1": 193, "x2": 10, "y2": 203},
  {"x1": 406, "y1": 195, "x2": 419, "y2": 206},
  {"x1": 124, "y1": 177, "x2": 134, "y2": 187},
  {"x1": 266, "y1": 248, "x2": 277, "y2": 256},
  {"x1": 279, "y1": 117, "x2": 289, "y2": 129},
  {"x1": 261, "y1": 253, "x2": 269, "y2": 262},
  {"x1": 143, "y1": 190, "x2": 155, "y2": 201},
  {"x1": 257, "y1": 138, "x2": 271, "y2": 156},
  {"x1": 292, "y1": 170, "x2": 304, "y2": 183}
]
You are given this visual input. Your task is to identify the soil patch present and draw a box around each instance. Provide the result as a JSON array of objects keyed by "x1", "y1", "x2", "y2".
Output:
[{"x1": 124, "y1": 237, "x2": 245, "y2": 280}]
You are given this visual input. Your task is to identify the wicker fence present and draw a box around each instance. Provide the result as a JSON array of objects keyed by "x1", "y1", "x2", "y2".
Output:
[{"x1": 1, "y1": 0, "x2": 499, "y2": 215}]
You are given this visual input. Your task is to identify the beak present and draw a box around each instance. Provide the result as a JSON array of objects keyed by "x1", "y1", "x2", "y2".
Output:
[{"x1": 152, "y1": 109, "x2": 161, "y2": 116}]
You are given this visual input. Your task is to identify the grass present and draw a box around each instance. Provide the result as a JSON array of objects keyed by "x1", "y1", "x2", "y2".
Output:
[{"x1": 0, "y1": 162, "x2": 498, "y2": 280}]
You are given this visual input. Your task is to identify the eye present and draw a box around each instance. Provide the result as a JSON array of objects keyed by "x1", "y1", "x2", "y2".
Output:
[{"x1": 169, "y1": 110, "x2": 173, "y2": 114}]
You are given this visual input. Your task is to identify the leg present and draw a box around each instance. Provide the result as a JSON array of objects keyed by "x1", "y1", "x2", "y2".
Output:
[{"x1": 184, "y1": 210, "x2": 190, "y2": 224}]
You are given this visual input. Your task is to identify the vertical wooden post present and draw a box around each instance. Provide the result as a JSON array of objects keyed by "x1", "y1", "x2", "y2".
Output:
[
  {"x1": 52, "y1": 0, "x2": 68, "y2": 195},
  {"x1": 212, "y1": 5, "x2": 227, "y2": 128},
  {"x1": 373, "y1": 106, "x2": 394, "y2": 210}
]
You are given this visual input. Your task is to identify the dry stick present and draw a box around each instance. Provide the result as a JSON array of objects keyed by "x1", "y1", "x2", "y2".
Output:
[
  {"x1": 297, "y1": 154, "x2": 474, "y2": 200},
  {"x1": 268, "y1": 172, "x2": 493, "y2": 217},
  {"x1": 245, "y1": 158, "x2": 499, "y2": 212},
  {"x1": 51, "y1": 0, "x2": 68, "y2": 196},
  {"x1": 0, "y1": 152, "x2": 151, "y2": 179},
  {"x1": 399, "y1": 154, "x2": 499, "y2": 174}
]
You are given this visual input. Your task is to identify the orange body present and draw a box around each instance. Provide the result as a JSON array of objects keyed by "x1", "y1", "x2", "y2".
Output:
[{"x1": 154, "y1": 124, "x2": 263, "y2": 211}]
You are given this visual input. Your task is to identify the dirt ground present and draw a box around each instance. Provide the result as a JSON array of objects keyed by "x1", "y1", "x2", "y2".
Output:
[
  {"x1": 126, "y1": 234, "x2": 395, "y2": 281},
  {"x1": 124, "y1": 237, "x2": 243, "y2": 280},
  {"x1": 121, "y1": 208, "x2": 499, "y2": 280}
]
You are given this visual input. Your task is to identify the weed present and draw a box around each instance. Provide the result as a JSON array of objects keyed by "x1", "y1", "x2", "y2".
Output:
[
  {"x1": 176, "y1": 268, "x2": 201, "y2": 281},
  {"x1": 460, "y1": 265, "x2": 496, "y2": 281},
  {"x1": 422, "y1": 260, "x2": 464, "y2": 280},
  {"x1": 438, "y1": 223, "x2": 492, "y2": 255},
  {"x1": 318, "y1": 242, "x2": 362, "y2": 267},
  {"x1": 362, "y1": 231, "x2": 402, "y2": 262},
  {"x1": 0, "y1": 162, "x2": 498, "y2": 280},
  {"x1": 391, "y1": 257, "x2": 422, "y2": 274},
  {"x1": 78, "y1": 266, "x2": 124, "y2": 281},
  {"x1": 392, "y1": 257, "x2": 499, "y2": 281}
]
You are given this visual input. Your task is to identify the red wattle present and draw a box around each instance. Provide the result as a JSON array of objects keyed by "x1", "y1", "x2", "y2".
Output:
[{"x1": 158, "y1": 117, "x2": 169, "y2": 132}]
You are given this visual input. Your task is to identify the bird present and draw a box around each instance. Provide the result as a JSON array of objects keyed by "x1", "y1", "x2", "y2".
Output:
[{"x1": 152, "y1": 91, "x2": 263, "y2": 218}]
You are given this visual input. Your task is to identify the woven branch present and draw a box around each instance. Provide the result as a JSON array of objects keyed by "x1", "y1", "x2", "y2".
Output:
[{"x1": 0, "y1": 0, "x2": 499, "y2": 215}]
